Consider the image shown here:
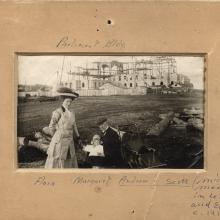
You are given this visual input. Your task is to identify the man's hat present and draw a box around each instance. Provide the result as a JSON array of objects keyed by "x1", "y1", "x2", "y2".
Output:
[
  {"x1": 56, "y1": 87, "x2": 79, "y2": 99},
  {"x1": 97, "y1": 117, "x2": 107, "y2": 126}
]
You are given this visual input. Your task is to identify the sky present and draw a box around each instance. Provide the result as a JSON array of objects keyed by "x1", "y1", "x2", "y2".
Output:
[{"x1": 18, "y1": 55, "x2": 204, "y2": 89}]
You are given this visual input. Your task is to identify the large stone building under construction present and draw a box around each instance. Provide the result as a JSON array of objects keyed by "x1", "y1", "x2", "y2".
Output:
[{"x1": 58, "y1": 57, "x2": 192, "y2": 96}]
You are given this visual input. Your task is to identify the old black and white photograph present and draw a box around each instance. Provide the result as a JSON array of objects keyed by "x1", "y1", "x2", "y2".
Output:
[{"x1": 17, "y1": 55, "x2": 205, "y2": 169}]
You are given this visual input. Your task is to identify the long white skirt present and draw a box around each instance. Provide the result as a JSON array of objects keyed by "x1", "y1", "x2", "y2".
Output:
[{"x1": 45, "y1": 150, "x2": 78, "y2": 169}]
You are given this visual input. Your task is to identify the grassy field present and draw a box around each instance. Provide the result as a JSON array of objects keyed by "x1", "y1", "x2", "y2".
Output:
[
  {"x1": 17, "y1": 94, "x2": 204, "y2": 168},
  {"x1": 18, "y1": 94, "x2": 203, "y2": 143}
]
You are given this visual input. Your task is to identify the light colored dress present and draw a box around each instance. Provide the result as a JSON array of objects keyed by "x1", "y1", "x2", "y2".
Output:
[
  {"x1": 83, "y1": 144, "x2": 104, "y2": 157},
  {"x1": 45, "y1": 106, "x2": 79, "y2": 168}
]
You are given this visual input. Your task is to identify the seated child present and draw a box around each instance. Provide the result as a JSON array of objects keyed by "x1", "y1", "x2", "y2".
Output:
[{"x1": 83, "y1": 134, "x2": 105, "y2": 168}]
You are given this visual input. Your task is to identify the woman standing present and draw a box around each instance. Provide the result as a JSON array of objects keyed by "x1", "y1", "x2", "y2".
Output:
[{"x1": 45, "y1": 87, "x2": 80, "y2": 168}]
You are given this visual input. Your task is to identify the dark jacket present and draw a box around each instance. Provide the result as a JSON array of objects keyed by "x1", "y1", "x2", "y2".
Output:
[{"x1": 101, "y1": 127, "x2": 123, "y2": 167}]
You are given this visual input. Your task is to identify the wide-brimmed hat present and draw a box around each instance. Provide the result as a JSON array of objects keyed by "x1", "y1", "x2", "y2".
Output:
[{"x1": 56, "y1": 87, "x2": 79, "y2": 99}]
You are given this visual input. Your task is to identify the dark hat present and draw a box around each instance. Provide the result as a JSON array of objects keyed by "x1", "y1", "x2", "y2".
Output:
[
  {"x1": 56, "y1": 87, "x2": 79, "y2": 99},
  {"x1": 97, "y1": 117, "x2": 108, "y2": 126}
]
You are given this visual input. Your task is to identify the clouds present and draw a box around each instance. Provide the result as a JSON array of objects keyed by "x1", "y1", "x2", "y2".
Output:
[{"x1": 18, "y1": 55, "x2": 204, "y2": 89}]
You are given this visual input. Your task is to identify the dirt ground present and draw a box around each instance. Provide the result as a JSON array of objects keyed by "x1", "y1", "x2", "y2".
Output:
[{"x1": 17, "y1": 94, "x2": 204, "y2": 168}]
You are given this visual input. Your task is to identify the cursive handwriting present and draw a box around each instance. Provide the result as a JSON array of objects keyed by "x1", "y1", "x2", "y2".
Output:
[
  {"x1": 119, "y1": 175, "x2": 149, "y2": 186},
  {"x1": 190, "y1": 173, "x2": 220, "y2": 217},
  {"x1": 165, "y1": 177, "x2": 190, "y2": 186},
  {"x1": 56, "y1": 36, "x2": 125, "y2": 49},
  {"x1": 34, "y1": 176, "x2": 55, "y2": 186},
  {"x1": 72, "y1": 176, "x2": 112, "y2": 186},
  {"x1": 103, "y1": 39, "x2": 126, "y2": 49},
  {"x1": 32, "y1": 172, "x2": 220, "y2": 218},
  {"x1": 30, "y1": 173, "x2": 220, "y2": 218}
]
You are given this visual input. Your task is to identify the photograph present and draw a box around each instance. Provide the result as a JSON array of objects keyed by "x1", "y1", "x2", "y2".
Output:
[{"x1": 17, "y1": 55, "x2": 205, "y2": 169}]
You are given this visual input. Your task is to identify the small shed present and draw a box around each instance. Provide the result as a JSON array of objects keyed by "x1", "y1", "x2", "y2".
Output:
[{"x1": 99, "y1": 82, "x2": 127, "y2": 96}]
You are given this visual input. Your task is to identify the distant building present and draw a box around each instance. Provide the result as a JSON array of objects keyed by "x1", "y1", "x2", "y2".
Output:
[
  {"x1": 58, "y1": 57, "x2": 193, "y2": 96},
  {"x1": 18, "y1": 85, "x2": 52, "y2": 97},
  {"x1": 38, "y1": 87, "x2": 53, "y2": 97},
  {"x1": 18, "y1": 91, "x2": 38, "y2": 97},
  {"x1": 99, "y1": 82, "x2": 146, "y2": 96}
]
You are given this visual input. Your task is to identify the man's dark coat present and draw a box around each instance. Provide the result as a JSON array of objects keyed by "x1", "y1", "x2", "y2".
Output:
[{"x1": 101, "y1": 127, "x2": 123, "y2": 167}]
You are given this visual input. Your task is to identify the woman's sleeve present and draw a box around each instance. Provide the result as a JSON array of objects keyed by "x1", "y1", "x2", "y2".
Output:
[{"x1": 48, "y1": 111, "x2": 61, "y2": 136}]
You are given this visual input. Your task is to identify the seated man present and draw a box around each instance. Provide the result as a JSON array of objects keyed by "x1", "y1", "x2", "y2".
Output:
[{"x1": 97, "y1": 118, "x2": 124, "y2": 168}]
